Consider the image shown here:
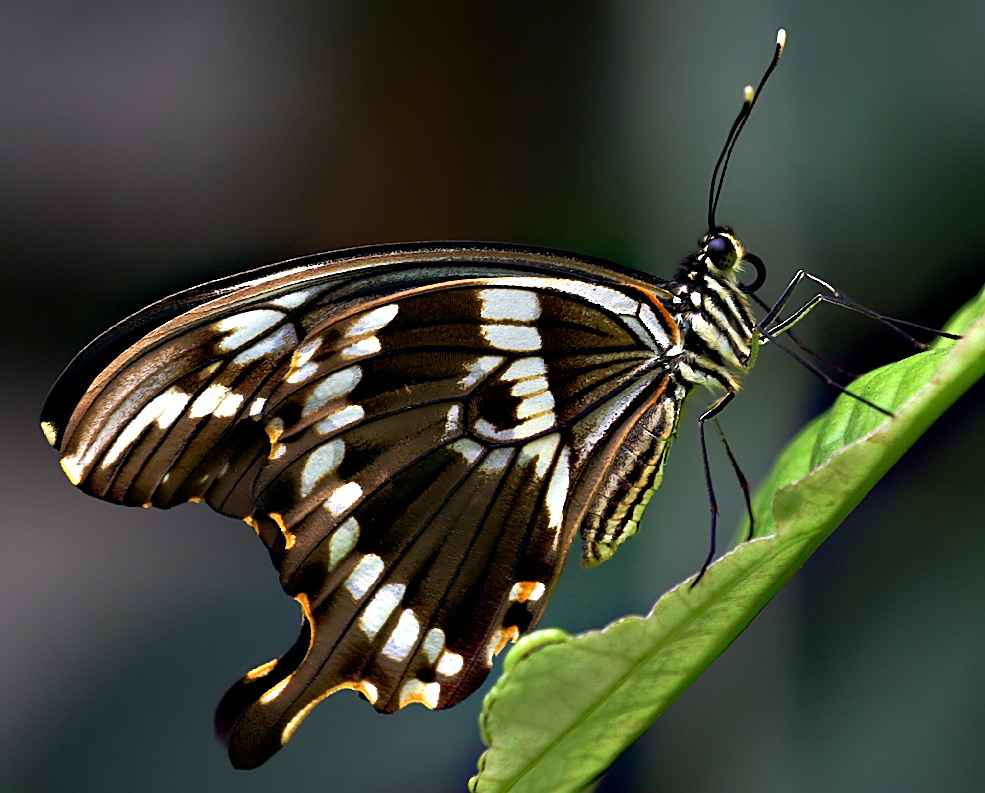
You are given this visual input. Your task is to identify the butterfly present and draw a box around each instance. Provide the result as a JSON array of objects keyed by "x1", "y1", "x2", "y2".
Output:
[{"x1": 41, "y1": 33, "x2": 817, "y2": 769}]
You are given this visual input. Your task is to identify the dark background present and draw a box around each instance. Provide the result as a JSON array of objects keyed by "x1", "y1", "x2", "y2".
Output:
[{"x1": 4, "y1": 2, "x2": 984, "y2": 792}]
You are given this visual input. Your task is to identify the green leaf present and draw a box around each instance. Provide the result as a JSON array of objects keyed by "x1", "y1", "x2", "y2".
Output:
[{"x1": 471, "y1": 283, "x2": 985, "y2": 793}]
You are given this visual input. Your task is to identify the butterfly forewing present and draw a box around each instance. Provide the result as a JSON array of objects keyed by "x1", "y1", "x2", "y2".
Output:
[{"x1": 42, "y1": 243, "x2": 685, "y2": 769}]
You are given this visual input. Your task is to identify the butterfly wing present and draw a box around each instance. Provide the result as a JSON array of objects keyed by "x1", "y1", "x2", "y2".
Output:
[{"x1": 42, "y1": 243, "x2": 683, "y2": 768}]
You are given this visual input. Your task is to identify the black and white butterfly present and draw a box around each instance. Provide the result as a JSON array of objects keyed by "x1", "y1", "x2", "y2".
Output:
[{"x1": 44, "y1": 30, "x2": 929, "y2": 769}]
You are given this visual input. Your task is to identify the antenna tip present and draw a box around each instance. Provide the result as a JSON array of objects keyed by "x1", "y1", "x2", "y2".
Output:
[{"x1": 776, "y1": 29, "x2": 787, "y2": 52}]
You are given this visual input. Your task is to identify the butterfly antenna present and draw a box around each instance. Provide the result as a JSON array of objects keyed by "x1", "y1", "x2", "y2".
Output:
[{"x1": 708, "y1": 29, "x2": 786, "y2": 229}]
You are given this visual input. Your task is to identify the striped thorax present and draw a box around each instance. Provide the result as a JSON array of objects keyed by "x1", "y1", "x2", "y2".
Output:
[{"x1": 670, "y1": 230, "x2": 760, "y2": 393}]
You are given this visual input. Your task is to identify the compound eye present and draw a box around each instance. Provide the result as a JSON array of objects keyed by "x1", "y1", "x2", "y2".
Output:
[{"x1": 705, "y1": 235, "x2": 735, "y2": 269}]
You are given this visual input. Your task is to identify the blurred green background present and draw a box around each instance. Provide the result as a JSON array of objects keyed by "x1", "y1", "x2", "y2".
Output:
[{"x1": 3, "y1": 2, "x2": 984, "y2": 792}]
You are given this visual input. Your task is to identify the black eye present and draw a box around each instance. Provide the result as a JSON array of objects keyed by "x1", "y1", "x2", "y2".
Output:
[{"x1": 705, "y1": 235, "x2": 734, "y2": 268}]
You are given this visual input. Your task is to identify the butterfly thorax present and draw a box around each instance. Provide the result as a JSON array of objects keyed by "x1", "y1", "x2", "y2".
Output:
[{"x1": 665, "y1": 230, "x2": 759, "y2": 395}]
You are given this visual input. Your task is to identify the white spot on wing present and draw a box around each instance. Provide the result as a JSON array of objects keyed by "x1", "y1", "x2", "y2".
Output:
[
  {"x1": 544, "y1": 278, "x2": 637, "y2": 314},
  {"x1": 545, "y1": 444, "x2": 571, "y2": 531},
  {"x1": 300, "y1": 439, "x2": 344, "y2": 497},
  {"x1": 233, "y1": 324, "x2": 297, "y2": 364},
  {"x1": 516, "y1": 390, "x2": 555, "y2": 419},
  {"x1": 188, "y1": 384, "x2": 227, "y2": 418},
  {"x1": 473, "y1": 413, "x2": 555, "y2": 442},
  {"x1": 459, "y1": 355, "x2": 504, "y2": 388},
  {"x1": 481, "y1": 325, "x2": 541, "y2": 352},
  {"x1": 423, "y1": 628, "x2": 445, "y2": 663},
  {"x1": 324, "y1": 481, "x2": 362, "y2": 515},
  {"x1": 60, "y1": 454, "x2": 86, "y2": 486},
  {"x1": 449, "y1": 438, "x2": 484, "y2": 464},
  {"x1": 518, "y1": 434, "x2": 560, "y2": 478},
  {"x1": 479, "y1": 289, "x2": 541, "y2": 321},
  {"x1": 342, "y1": 337, "x2": 382, "y2": 358},
  {"x1": 40, "y1": 421, "x2": 57, "y2": 447},
  {"x1": 296, "y1": 337, "x2": 323, "y2": 365},
  {"x1": 382, "y1": 608, "x2": 420, "y2": 661},
  {"x1": 347, "y1": 304, "x2": 399, "y2": 336},
  {"x1": 302, "y1": 366, "x2": 362, "y2": 416},
  {"x1": 436, "y1": 651, "x2": 464, "y2": 677},
  {"x1": 215, "y1": 391, "x2": 245, "y2": 418},
  {"x1": 328, "y1": 517, "x2": 359, "y2": 571},
  {"x1": 359, "y1": 583, "x2": 406, "y2": 638},
  {"x1": 189, "y1": 383, "x2": 244, "y2": 419},
  {"x1": 444, "y1": 403, "x2": 462, "y2": 437},
  {"x1": 101, "y1": 388, "x2": 191, "y2": 466},
  {"x1": 285, "y1": 337, "x2": 325, "y2": 384},
  {"x1": 154, "y1": 392, "x2": 190, "y2": 428},
  {"x1": 479, "y1": 447, "x2": 513, "y2": 473},
  {"x1": 215, "y1": 310, "x2": 285, "y2": 351},
  {"x1": 637, "y1": 304, "x2": 672, "y2": 349},
  {"x1": 470, "y1": 276, "x2": 640, "y2": 315},
  {"x1": 484, "y1": 629, "x2": 504, "y2": 665},
  {"x1": 286, "y1": 361, "x2": 319, "y2": 384},
  {"x1": 510, "y1": 376, "x2": 549, "y2": 397},
  {"x1": 398, "y1": 679, "x2": 441, "y2": 709},
  {"x1": 269, "y1": 288, "x2": 315, "y2": 309},
  {"x1": 344, "y1": 553, "x2": 384, "y2": 599},
  {"x1": 315, "y1": 405, "x2": 365, "y2": 435},
  {"x1": 501, "y1": 357, "x2": 547, "y2": 381}
]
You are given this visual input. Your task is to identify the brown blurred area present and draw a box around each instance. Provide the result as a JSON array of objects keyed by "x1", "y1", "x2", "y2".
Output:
[{"x1": 3, "y1": 2, "x2": 985, "y2": 792}]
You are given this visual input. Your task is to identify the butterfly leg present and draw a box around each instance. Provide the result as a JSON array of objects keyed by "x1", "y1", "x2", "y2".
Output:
[
  {"x1": 756, "y1": 324, "x2": 894, "y2": 416},
  {"x1": 693, "y1": 390, "x2": 736, "y2": 585},
  {"x1": 713, "y1": 419, "x2": 755, "y2": 541},
  {"x1": 751, "y1": 267, "x2": 957, "y2": 415},
  {"x1": 758, "y1": 270, "x2": 959, "y2": 347}
]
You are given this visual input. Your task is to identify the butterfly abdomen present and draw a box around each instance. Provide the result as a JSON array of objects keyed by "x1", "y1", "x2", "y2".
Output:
[{"x1": 576, "y1": 377, "x2": 687, "y2": 565}]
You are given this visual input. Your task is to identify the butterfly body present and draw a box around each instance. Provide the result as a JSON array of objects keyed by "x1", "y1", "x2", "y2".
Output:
[{"x1": 42, "y1": 232, "x2": 759, "y2": 767}]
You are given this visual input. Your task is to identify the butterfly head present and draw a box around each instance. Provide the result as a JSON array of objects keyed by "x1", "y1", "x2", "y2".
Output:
[
  {"x1": 672, "y1": 229, "x2": 765, "y2": 378},
  {"x1": 699, "y1": 229, "x2": 766, "y2": 294}
]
